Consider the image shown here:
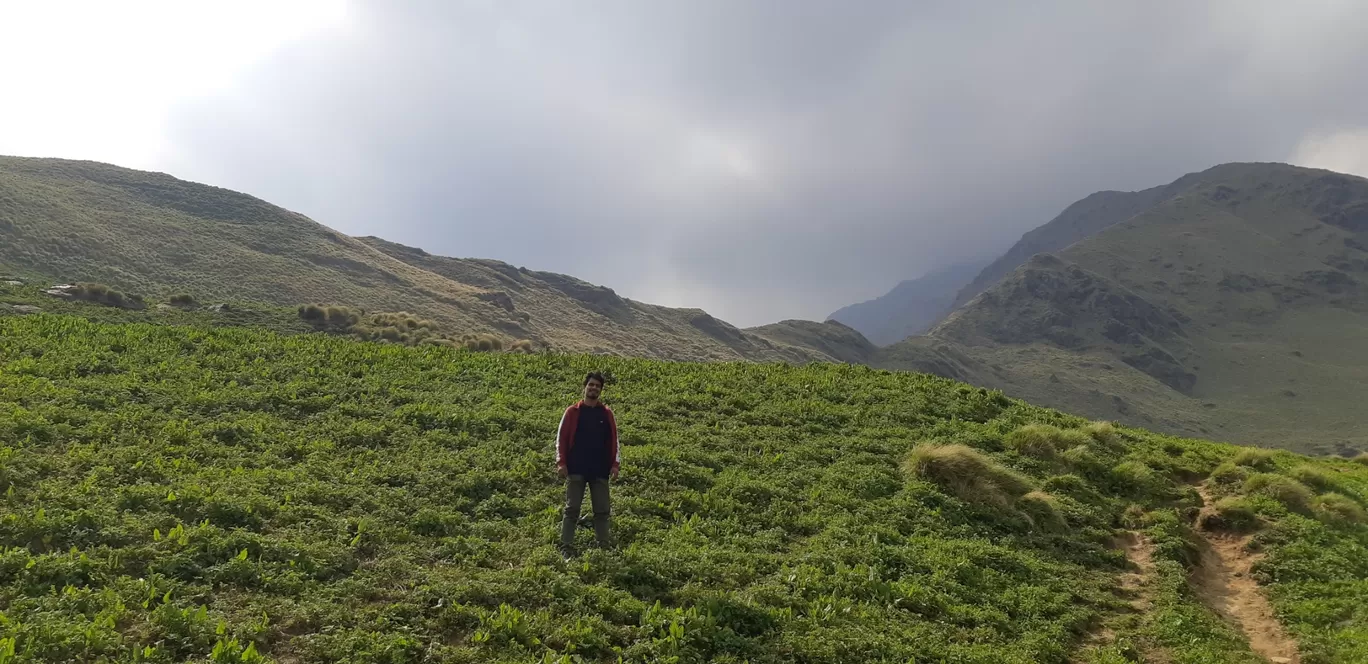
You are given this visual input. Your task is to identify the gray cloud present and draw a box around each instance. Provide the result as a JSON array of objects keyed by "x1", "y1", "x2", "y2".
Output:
[{"x1": 161, "y1": 0, "x2": 1368, "y2": 326}]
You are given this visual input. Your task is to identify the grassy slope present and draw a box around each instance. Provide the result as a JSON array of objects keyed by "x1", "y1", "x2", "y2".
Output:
[
  {"x1": 0, "y1": 282, "x2": 312, "y2": 336},
  {"x1": 357, "y1": 237, "x2": 822, "y2": 364},
  {"x1": 743, "y1": 319, "x2": 876, "y2": 365},
  {"x1": 948, "y1": 182, "x2": 1186, "y2": 312},
  {"x1": 884, "y1": 163, "x2": 1368, "y2": 455},
  {"x1": 0, "y1": 157, "x2": 835, "y2": 364},
  {"x1": 2, "y1": 313, "x2": 1368, "y2": 663}
]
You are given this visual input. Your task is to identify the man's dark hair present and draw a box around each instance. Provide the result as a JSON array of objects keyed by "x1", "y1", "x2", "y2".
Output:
[{"x1": 584, "y1": 371, "x2": 605, "y2": 386}]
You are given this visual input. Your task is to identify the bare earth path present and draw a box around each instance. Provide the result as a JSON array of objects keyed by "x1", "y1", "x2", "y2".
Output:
[
  {"x1": 1192, "y1": 485, "x2": 1300, "y2": 664},
  {"x1": 1072, "y1": 531, "x2": 1169, "y2": 664},
  {"x1": 1116, "y1": 531, "x2": 1156, "y2": 615}
]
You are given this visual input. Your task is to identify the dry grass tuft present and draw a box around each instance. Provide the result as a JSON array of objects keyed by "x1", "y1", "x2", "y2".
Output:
[{"x1": 904, "y1": 443, "x2": 1032, "y2": 508}]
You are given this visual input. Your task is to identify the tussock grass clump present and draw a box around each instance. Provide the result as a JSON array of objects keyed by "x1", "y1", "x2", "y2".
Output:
[
  {"x1": 1083, "y1": 420, "x2": 1124, "y2": 451},
  {"x1": 1061, "y1": 445, "x2": 1107, "y2": 477},
  {"x1": 1004, "y1": 423, "x2": 1091, "y2": 460},
  {"x1": 1352, "y1": 452, "x2": 1368, "y2": 466},
  {"x1": 1232, "y1": 447, "x2": 1276, "y2": 471},
  {"x1": 1107, "y1": 460, "x2": 1160, "y2": 496},
  {"x1": 298, "y1": 303, "x2": 360, "y2": 328},
  {"x1": 904, "y1": 443, "x2": 1031, "y2": 507},
  {"x1": 1198, "y1": 497, "x2": 1262, "y2": 533},
  {"x1": 167, "y1": 293, "x2": 197, "y2": 307},
  {"x1": 297, "y1": 304, "x2": 520, "y2": 352},
  {"x1": 1243, "y1": 473, "x2": 1314, "y2": 515},
  {"x1": 1005, "y1": 424, "x2": 1065, "y2": 459},
  {"x1": 1207, "y1": 462, "x2": 1252, "y2": 495},
  {"x1": 1289, "y1": 464, "x2": 1337, "y2": 493},
  {"x1": 1315, "y1": 493, "x2": 1367, "y2": 525},
  {"x1": 458, "y1": 333, "x2": 504, "y2": 352},
  {"x1": 1018, "y1": 490, "x2": 1067, "y2": 532},
  {"x1": 67, "y1": 282, "x2": 144, "y2": 309}
]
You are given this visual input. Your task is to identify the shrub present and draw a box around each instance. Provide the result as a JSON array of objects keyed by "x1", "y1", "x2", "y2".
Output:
[
  {"x1": 1120, "y1": 503, "x2": 1147, "y2": 530},
  {"x1": 69, "y1": 282, "x2": 140, "y2": 308},
  {"x1": 1232, "y1": 448, "x2": 1276, "y2": 471},
  {"x1": 325, "y1": 306, "x2": 358, "y2": 326},
  {"x1": 1288, "y1": 464, "x2": 1337, "y2": 493},
  {"x1": 1198, "y1": 497, "x2": 1262, "y2": 533},
  {"x1": 1242, "y1": 473, "x2": 1314, "y2": 515},
  {"x1": 1316, "y1": 493, "x2": 1367, "y2": 525},
  {"x1": 1004, "y1": 424, "x2": 1090, "y2": 460},
  {"x1": 1061, "y1": 445, "x2": 1107, "y2": 477},
  {"x1": 1005, "y1": 424, "x2": 1063, "y2": 459},
  {"x1": 298, "y1": 304, "x2": 326, "y2": 322},
  {"x1": 1083, "y1": 421, "x2": 1123, "y2": 451},
  {"x1": 904, "y1": 443, "x2": 1031, "y2": 508},
  {"x1": 168, "y1": 293, "x2": 197, "y2": 307},
  {"x1": 1207, "y1": 462, "x2": 1251, "y2": 495},
  {"x1": 1107, "y1": 461, "x2": 1160, "y2": 497},
  {"x1": 1042, "y1": 473, "x2": 1107, "y2": 504},
  {"x1": 1018, "y1": 491, "x2": 1066, "y2": 532},
  {"x1": 460, "y1": 334, "x2": 504, "y2": 352}
]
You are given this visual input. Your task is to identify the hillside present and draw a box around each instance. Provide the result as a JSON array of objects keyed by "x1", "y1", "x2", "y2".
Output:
[
  {"x1": 892, "y1": 162, "x2": 1368, "y2": 455},
  {"x1": 4, "y1": 312, "x2": 1368, "y2": 662},
  {"x1": 744, "y1": 318, "x2": 877, "y2": 364},
  {"x1": 827, "y1": 261, "x2": 984, "y2": 346},
  {"x1": 0, "y1": 156, "x2": 838, "y2": 364},
  {"x1": 948, "y1": 179, "x2": 1192, "y2": 312}
]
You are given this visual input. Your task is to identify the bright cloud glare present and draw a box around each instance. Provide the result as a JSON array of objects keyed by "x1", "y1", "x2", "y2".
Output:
[{"x1": 0, "y1": 0, "x2": 350, "y2": 169}]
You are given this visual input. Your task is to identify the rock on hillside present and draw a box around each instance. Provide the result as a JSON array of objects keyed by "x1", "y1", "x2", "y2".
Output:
[{"x1": 936, "y1": 254, "x2": 1197, "y2": 393}]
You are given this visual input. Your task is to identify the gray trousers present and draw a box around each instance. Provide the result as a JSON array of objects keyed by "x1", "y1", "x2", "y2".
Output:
[{"x1": 560, "y1": 474, "x2": 611, "y2": 547}]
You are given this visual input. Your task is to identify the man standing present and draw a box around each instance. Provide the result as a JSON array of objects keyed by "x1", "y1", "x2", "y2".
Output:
[{"x1": 556, "y1": 372, "x2": 620, "y2": 560}]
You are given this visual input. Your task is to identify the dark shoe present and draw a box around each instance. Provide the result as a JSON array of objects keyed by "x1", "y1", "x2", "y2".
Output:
[{"x1": 558, "y1": 544, "x2": 578, "y2": 562}]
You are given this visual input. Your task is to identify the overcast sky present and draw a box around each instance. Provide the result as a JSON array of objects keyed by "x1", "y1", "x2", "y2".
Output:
[{"x1": 4, "y1": 1, "x2": 1368, "y2": 326}]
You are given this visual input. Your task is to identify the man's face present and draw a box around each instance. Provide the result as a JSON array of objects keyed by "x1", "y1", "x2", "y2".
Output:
[{"x1": 584, "y1": 379, "x2": 603, "y2": 400}]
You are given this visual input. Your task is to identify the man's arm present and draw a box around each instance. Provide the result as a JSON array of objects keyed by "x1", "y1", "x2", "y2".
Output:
[
  {"x1": 556, "y1": 407, "x2": 573, "y2": 477},
  {"x1": 606, "y1": 407, "x2": 620, "y2": 479}
]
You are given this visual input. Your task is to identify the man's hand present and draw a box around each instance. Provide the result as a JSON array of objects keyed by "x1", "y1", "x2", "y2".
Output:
[
  {"x1": 557, "y1": 466, "x2": 567, "y2": 479},
  {"x1": 610, "y1": 468, "x2": 619, "y2": 481}
]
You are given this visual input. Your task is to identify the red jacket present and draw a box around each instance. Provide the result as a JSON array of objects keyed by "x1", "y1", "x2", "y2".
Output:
[{"x1": 556, "y1": 401, "x2": 620, "y2": 474}]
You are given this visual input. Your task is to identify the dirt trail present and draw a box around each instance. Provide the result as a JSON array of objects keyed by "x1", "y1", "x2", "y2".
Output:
[
  {"x1": 1192, "y1": 485, "x2": 1300, "y2": 664},
  {"x1": 1072, "y1": 531, "x2": 1167, "y2": 663},
  {"x1": 1116, "y1": 531, "x2": 1156, "y2": 613}
]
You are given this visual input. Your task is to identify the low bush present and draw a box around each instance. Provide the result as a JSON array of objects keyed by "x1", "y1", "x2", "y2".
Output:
[
  {"x1": 1231, "y1": 447, "x2": 1276, "y2": 471},
  {"x1": 68, "y1": 282, "x2": 144, "y2": 309},
  {"x1": 1315, "y1": 493, "x2": 1367, "y2": 525},
  {"x1": 1061, "y1": 445, "x2": 1108, "y2": 477},
  {"x1": 296, "y1": 305, "x2": 517, "y2": 352},
  {"x1": 1288, "y1": 464, "x2": 1337, "y2": 493},
  {"x1": 1018, "y1": 490, "x2": 1067, "y2": 532},
  {"x1": 1107, "y1": 460, "x2": 1161, "y2": 498},
  {"x1": 1198, "y1": 497, "x2": 1262, "y2": 533},
  {"x1": 1004, "y1": 423, "x2": 1091, "y2": 460},
  {"x1": 903, "y1": 443, "x2": 1032, "y2": 508},
  {"x1": 1242, "y1": 473, "x2": 1314, "y2": 515},
  {"x1": 1083, "y1": 420, "x2": 1124, "y2": 451},
  {"x1": 1207, "y1": 462, "x2": 1252, "y2": 495}
]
